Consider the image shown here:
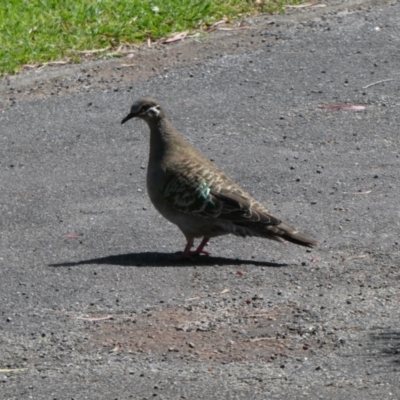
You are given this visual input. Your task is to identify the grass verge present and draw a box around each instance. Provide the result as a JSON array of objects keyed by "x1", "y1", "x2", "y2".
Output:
[{"x1": 0, "y1": 0, "x2": 303, "y2": 76}]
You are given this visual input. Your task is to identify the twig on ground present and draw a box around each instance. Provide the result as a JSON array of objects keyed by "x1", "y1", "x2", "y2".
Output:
[
  {"x1": 341, "y1": 254, "x2": 370, "y2": 263},
  {"x1": 354, "y1": 190, "x2": 372, "y2": 195},
  {"x1": 363, "y1": 79, "x2": 394, "y2": 89},
  {"x1": 78, "y1": 47, "x2": 110, "y2": 55},
  {"x1": 75, "y1": 315, "x2": 114, "y2": 321}
]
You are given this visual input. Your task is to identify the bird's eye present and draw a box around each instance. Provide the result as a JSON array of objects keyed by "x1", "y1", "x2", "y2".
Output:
[{"x1": 140, "y1": 104, "x2": 150, "y2": 113}]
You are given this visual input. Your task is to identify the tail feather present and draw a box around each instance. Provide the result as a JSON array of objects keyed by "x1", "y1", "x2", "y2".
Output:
[
  {"x1": 275, "y1": 222, "x2": 318, "y2": 248},
  {"x1": 232, "y1": 220, "x2": 319, "y2": 247}
]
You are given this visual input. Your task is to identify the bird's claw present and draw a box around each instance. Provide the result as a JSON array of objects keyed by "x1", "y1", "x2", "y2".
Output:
[{"x1": 174, "y1": 250, "x2": 211, "y2": 260}]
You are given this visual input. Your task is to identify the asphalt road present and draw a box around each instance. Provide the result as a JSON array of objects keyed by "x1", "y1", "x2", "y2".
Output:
[{"x1": 1, "y1": 0, "x2": 400, "y2": 399}]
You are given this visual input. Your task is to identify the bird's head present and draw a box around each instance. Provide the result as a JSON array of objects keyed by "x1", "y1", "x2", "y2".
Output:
[{"x1": 121, "y1": 98, "x2": 162, "y2": 124}]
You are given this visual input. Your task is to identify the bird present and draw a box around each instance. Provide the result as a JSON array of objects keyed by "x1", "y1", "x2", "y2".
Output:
[{"x1": 121, "y1": 98, "x2": 318, "y2": 258}]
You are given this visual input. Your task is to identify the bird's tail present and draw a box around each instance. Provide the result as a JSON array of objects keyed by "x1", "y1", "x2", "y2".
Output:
[
  {"x1": 274, "y1": 221, "x2": 318, "y2": 248},
  {"x1": 233, "y1": 220, "x2": 318, "y2": 247}
]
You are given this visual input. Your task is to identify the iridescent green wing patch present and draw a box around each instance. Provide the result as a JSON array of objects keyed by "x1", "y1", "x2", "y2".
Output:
[{"x1": 162, "y1": 170, "x2": 222, "y2": 217}]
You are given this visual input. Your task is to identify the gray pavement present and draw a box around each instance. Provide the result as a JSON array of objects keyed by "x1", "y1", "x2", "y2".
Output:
[{"x1": 1, "y1": 1, "x2": 400, "y2": 399}]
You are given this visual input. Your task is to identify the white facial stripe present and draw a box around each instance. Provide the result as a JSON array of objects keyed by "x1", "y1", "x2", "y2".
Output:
[{"x1": 148, "y1": 105, "x2": 160, "y2": 116}]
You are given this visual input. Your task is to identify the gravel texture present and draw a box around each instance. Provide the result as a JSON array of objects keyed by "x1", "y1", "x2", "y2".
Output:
[{"x1": 1, "y1": 0, "x2": 399, "y2": 398}]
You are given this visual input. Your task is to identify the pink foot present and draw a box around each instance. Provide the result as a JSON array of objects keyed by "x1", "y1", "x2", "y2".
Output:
[
  {"x1": 175, "y1": 237, "x2": 211, "y2": 259},
  {"x1": 174, "y1": 249, "x2": 210, "y2": 260}
]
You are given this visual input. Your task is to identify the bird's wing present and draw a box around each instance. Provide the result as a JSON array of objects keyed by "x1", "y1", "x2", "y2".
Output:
[{"x1": 162, "y1": 164, "x2": 281, "y2": 225}]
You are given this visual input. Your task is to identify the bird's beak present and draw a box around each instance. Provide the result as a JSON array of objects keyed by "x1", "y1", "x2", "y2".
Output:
[{"x1": 121, "y1": 112, "x2": 136, "y2": 125}]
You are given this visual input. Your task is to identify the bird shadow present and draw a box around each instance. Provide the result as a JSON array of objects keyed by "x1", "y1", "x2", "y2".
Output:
[{"x1": 49, "y1": 251, "x2": 287, "y2": 268}]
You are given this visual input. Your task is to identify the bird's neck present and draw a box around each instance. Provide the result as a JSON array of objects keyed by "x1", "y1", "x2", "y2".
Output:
[{"x1": 147, "y1": 117, "x2": 186, "y2": 163}]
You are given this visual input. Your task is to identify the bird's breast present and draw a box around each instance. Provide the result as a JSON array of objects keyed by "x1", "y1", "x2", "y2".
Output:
[{"x1": 146, "y1": 164, "x2": 165, "y2": 200}]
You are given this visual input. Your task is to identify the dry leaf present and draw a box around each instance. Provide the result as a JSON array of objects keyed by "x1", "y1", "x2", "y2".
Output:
[
  {"x1": 110, "y1": 345, "x2": 121, "y2": 353},
  {"x1": 105, "y1": 52, "x2": 122, "y2": 58},
  {"x1": 161, "y1": 31, "x2": 189, "y2": 44},
  {"x1": 249, "y1": 337, "x2": 277, "y2": 342},
  {"x1": 285, "y1": 2, "x2": 326, "y2": 7},
  {"x1": 285, "y1": 2, "x2": 313, "y2": 7},
  {"x1": 64, "y1": 233, "x2": 79, "y2": 239},
  {"x1": 24, "y1": 60, "x2": 70, "y2": 71},
  {"x1": 186, "y1": 296, "x2": 201, "y2": 301},
  {"x1": 205, "y1": 17, "x2": 229, "y2": 32},
  {"x1": 244, "y1": 313, "x2": 275, "y2": 318},
  {"x1": 217, "y1": 27, "x2": 254, "y2": 31},
  {"x1": 211, "y1": 17, "x2": 228, "y2": 28},
  {"x1": 43, "y1": 61, "x2": 68, "y2": 66}
]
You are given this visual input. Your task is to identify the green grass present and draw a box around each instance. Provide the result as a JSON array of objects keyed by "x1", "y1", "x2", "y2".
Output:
[{"x1": 0, "y1": 0, "x2": 303, "y2": 76}]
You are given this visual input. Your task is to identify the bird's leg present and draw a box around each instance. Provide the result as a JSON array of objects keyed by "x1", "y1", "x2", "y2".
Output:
[
  {"x1": 174, "y1": 238, "x2": 194, "y2": 259},
  {"x1": 194, "y1": 237, "x2": 210, "y2": 256},
  {"x1": 175, "y1": 237, "x2": 210, "y2": 259},
  {"x1": 182, "y1": 238, "x2": 195, "y2": 257}
]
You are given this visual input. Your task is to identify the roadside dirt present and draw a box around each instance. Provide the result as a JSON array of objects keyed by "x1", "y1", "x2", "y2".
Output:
[{"x1": 90, "y1": 301, "x2": 334, "y2": 363}]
